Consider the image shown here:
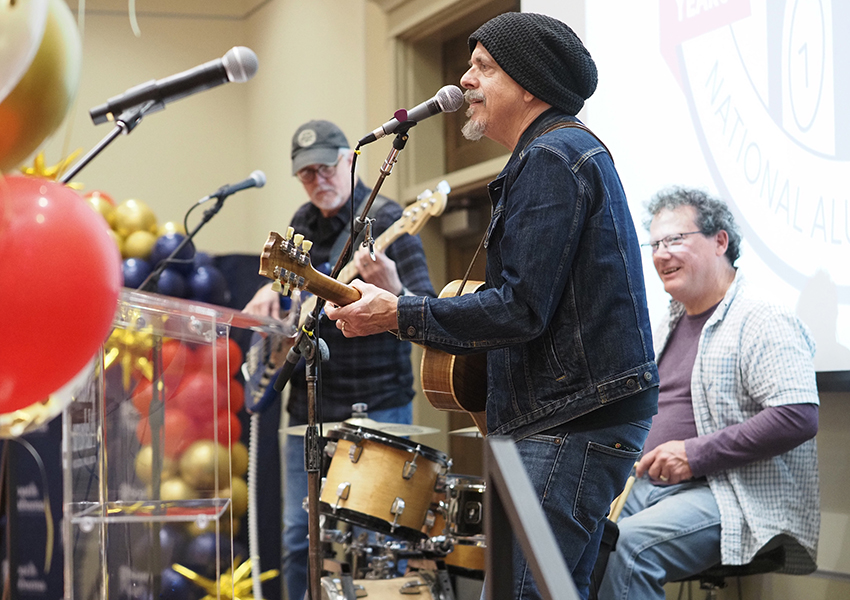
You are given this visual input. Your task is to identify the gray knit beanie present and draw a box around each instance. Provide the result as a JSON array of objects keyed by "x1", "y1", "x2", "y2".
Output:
[{"x1": 469, "y1": 12, "x2": 597, "y2": 115}]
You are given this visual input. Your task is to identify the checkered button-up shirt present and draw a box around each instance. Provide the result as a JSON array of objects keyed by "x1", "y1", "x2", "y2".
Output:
[{"x1": 654, "y1": 272, "x2": 819, "y2": 574}]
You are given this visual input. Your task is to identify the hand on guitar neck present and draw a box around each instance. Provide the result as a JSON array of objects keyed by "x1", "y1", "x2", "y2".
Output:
[{"x1": 324, "y1": 280, "x2": 400, "y2": 337}]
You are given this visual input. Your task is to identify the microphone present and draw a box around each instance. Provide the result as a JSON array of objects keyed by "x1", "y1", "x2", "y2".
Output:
[
  {"x1": 358, "y1": 85, "x2": 464, "y2": 146},
  {"x1": 211, "y1": 170, "x2": 266, "y2": 200},
  {"x1": 89, "y1": 46, "x2": 259, "y2": 124}
]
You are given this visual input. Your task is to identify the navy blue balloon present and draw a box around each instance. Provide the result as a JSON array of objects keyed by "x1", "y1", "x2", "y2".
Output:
[
  {"x1": 151, "y1": 233, "x2": 195, "y2": 275},
  {"x1": 188, "y1": 265, "x2": 229, "y2": 305},
  {"x1": 183, "y1": 532, "x2": 239, "y2": 579},
  {"x1": 156, "y1": 267, "x2": 187, "y2": 298},
  {"x1": 130, "y1": 525, "x2": 188, "y2": 572},
  {"x1": 160, "y1": 567, "x2": 202, "y2": 600},
  {"x1": 122, "y1": 258, "x2": 152, "y2": 289},
  {"x1": 193, "y1": 251, "x2": 215, "y2": 269}
]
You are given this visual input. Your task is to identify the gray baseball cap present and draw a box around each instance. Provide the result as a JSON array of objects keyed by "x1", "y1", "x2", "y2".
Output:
[{"x1": 291, "y1": 120, "x2": 350, "y2": 175}]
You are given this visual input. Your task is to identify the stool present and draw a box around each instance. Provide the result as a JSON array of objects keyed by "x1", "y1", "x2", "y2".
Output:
[{"x1": 674, "y1": 546, "x2": 785, "y2": 600}]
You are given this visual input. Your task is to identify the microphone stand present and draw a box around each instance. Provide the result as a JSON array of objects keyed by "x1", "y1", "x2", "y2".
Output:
[
  {"x1": 60, "y1": 101, "x2": 156, "y2": 184},
  {"x1": 136, "y1": 189, "x2": 231, "y2": 293},
  {"x1": 272, "y1": 123, "x2": 415, "y2": 600}
]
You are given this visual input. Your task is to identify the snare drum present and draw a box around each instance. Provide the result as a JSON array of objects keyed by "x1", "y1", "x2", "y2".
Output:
[
  {"x1": 320, "y1": 572, "x2": 440, "y2": 600},
  {"x1": 320, "y1": 423, "x2": 449, "y2": 540}
]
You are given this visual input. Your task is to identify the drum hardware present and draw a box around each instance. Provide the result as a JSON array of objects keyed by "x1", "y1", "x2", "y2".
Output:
[
  {"x1": 349, "y1": 444, "x2": 363, "y2": 463},
  {"x1": 325, "y1": 440, "x2": 338, "y2": 457},
  {"x1": 399, "y1": 579, "x2": 432, "y2": 595},
  {"x1": 390, "y1": 498, "x2": 406, "y2": 531},
  {"x1": 402, "y1": 448, "x2": 421, "y2": 479},
  {"x1": 320, "y1": 525, "x2": 352, "y2": 546},
  {"x1": 333, "y1": 482, "x2": 352, "y2": 510}
]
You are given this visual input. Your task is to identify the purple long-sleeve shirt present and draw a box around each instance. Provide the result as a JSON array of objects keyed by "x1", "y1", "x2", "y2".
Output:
[{"x1": 642, "y1": 302, "x2": 818, "y2": 480}]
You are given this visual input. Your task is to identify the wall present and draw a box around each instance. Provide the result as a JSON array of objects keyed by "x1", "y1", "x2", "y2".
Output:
[{"x1": 37, "y1": 0, "x2": 371, "y2": 257}]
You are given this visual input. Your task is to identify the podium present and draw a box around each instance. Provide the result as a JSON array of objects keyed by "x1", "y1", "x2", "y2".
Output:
[{"x1": 62, "y1": 288, "x2": 298, "y2": 600}]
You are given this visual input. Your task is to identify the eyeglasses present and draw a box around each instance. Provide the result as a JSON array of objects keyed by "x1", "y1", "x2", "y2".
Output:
[
  {"x1": 642, "y1": 231, "x2": 704, "y2": 253},
  {"x1": 295, "y1": 158, "x2": 341, "y2": 183}
]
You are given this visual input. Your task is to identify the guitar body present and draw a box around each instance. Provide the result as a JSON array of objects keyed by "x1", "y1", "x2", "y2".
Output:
[{"x1": 420, "y1": 280, "x2": 488, "y2": 433}]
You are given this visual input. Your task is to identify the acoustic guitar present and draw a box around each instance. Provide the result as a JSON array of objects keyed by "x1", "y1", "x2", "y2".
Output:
[{"x1": 419, "y1": 280, "x2": 488, "y2": 435}]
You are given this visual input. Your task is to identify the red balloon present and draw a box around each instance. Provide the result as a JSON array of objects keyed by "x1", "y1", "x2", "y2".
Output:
[
  {"x1": 194, "y1": 337, "x2": 244, "y2": 381},
  {"x1": 131, "y1": 340, "x2": 200, "y2": 414},
  {"x1": 171, "y1": 371, "x2": 229, "y2": 423},
  {"x1": 135, "y1": 407, "x2": 199, "y2": 458},
  {"x1": 195, "y1": 410, "x2": 242, "y2": 447},
  {"x1": 229, "y1": 379, "x2": 244, "y2": 414},
  {"x1": 0, "y1": 176, "x2": 122, "y2": 412}
]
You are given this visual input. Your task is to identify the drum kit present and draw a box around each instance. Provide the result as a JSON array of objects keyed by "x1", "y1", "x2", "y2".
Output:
[{"x1": 283, "y1": 416, "x2": 487, "y2": 599}]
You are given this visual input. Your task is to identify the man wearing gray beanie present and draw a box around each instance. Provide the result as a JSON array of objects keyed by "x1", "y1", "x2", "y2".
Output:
[{"x1": 324, "y1": 13, "x2": 658, "y2": 600}]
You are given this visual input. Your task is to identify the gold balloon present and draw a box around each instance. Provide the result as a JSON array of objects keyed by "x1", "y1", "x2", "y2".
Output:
[
  {"x1": 112, "y1": 198, "x2": 158, "y2": 238},
  {"x1": 179, "y1": 440, "x2": 230, "y2": 490},
  {"x1": 0, "y1": 0, "x2": 82, "y2": 172},
  {"x1": 107, "y1": 229, "x2": 123, "y2": 255},
  {"x1": 159, "y1": 477, "x2": 196, "y2": 502},
  {"x1": 0, "y1": 0, "x2": 49, "y2": 104},
  {"x1": 86, "y1": 194, "x2": 115, "y2": 224},
  {"x1": 134, "y1": 445, "x2": 177, "y2": 485},
  {"x1": 231, "y1": 441, "x2": 249, "y2": 478},
  {"x1": 159, "y1": 221, "x2": 187, "y2": 236},
  {"x1": 122, "y1": 230, "x2": 157, "y2": 260},
  {"x1": 220, "y1": 476, "x2": 248, "y2": 519}
]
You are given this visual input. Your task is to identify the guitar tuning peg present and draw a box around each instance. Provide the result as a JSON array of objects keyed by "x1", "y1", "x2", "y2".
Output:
[
  {"x1": 293, "y1": 233, "x2": 304, "y2": 247},
  {"x1": 282, "y1": 281, "x2": 290, "y2": 296},
  {"x1": 272, "y1": 279, "x2": 282, "y2": 293},
  {"x1": 285, "y1": 227, "x2": 294, "y2": 240},
  {"x1": 417, "y1": 188, "x2": 432, "y2": 200},
  {"x1": 301, "y1": 240, "x2": 313, "y2": 252}
]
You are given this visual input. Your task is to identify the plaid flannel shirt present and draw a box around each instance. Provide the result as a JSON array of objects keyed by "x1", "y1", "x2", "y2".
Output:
[
  {"x1": 654, "y1": 272, "x2": 820, "y2": 574},
  {"x1": 285, "y1": 180, "x2": 435, "y2": 423}
]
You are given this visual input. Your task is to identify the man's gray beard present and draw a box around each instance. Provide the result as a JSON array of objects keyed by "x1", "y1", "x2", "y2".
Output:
[{"x1": 462, "y1": 118, "x2": 487, "y2": 141}]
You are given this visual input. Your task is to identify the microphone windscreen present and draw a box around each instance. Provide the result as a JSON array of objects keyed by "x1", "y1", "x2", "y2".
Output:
[
  {"x1": 223, "y1": 47, "x2": 259, "y2": 83},
  {"x1": 251, "y1": 170, "x2": 267, "y2": 188},
  {"x1": 437, "y1": 85, "x2": 464, "y2": 113}
]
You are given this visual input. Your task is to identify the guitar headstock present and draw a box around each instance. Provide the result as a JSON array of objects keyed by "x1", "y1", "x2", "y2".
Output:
[
  {"x1": 397, "y1": 180, "x2": 450, "y2": 236},
  {"x1": 259, "y1": 228, "x2": 361, "y2": 306}
]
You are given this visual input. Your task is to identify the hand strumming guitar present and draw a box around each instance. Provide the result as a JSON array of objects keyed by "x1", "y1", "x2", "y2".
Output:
[{"x1": 353, "y1": 247, "x2": 404, "y2": 296}]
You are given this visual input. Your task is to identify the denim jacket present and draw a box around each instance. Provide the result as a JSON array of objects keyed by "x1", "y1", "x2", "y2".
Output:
[{"x1": 398, "y1": 108, "x2": 658, "y2": 439}]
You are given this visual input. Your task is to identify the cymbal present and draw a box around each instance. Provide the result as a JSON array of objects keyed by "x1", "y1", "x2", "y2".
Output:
[
  {"x1": 449, "y1": 426, "x2": 484, "y2": 438},
  {"x1": 283, "y1": 417, "x2": 439, "y2": 437}
]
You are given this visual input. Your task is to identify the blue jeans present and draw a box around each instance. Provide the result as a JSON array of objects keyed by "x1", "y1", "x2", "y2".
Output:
[
  {"x1": 282, "y1": 403, "x2": 413, "y2": 600},
  {"x1": 503, "y1": 419, "x2": 651, "y2": 600},
  {"x1": 597, "y1": 477, "x2": 721, "y2": 600}
]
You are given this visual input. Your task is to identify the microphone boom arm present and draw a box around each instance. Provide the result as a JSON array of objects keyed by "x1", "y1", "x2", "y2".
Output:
[{"x1": 60, "y1": 101, "x2": 155, "y2": 184}]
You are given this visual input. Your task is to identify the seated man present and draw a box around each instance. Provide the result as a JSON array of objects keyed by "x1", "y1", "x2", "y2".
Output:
[{"x1": 598, "y1": 187, "x2": 819, "y2": 599}]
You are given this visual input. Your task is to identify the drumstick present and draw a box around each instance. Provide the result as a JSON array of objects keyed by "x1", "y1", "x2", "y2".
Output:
[{"x1": 609, "y1": 462, "x2": 639, "y2": 523}]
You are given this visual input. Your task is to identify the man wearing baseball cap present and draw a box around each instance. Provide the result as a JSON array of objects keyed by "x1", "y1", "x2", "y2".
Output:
[
  {"x1": 325, "y1": 12, "x2": 658, "y2": 599},
  {"x1": 244, "y1": 119, "x2": 435, "y2": 600}
]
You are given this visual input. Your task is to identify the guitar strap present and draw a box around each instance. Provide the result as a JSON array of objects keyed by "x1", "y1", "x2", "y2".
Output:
[{"x1": 455, "y1": 120, "x2": 613, "y2": 295}]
